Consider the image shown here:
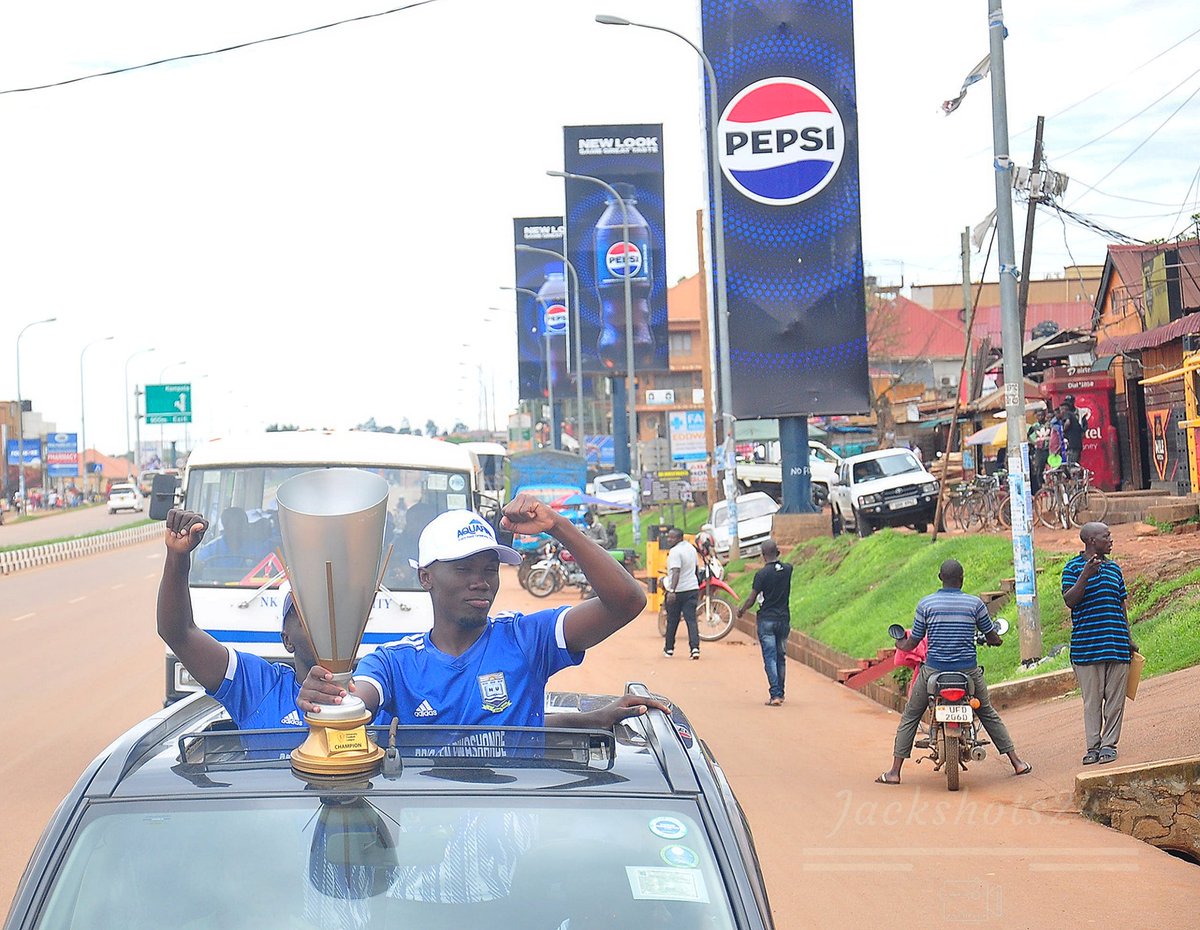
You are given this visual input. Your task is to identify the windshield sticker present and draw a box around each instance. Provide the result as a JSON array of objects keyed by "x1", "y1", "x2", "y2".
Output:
[
  {"x1": 427, "y1": 473, "x2": 449, "y2": 491},
  {"x1": 659, "y1": 844, "x2": 700, "y2": 869},
  {"x1": 448, "y1": 474, "x2": 466, "y2": 492},
  {"x1": 626, "y1": 866, "x2": 709, "y2": 903},
  {"x1": 648, "y1": 816, "x2": 688, "y2": 840},
  {"x1": 447, "y1": 493, "x2": 467, "y2": 510}
]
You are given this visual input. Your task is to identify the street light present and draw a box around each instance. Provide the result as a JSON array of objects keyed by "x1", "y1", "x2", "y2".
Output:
[
  {"x1": 15, "y1": 317, "x2": 57, "y2": 511},
  {"x1": 124, "y1": 347, "x2": 155, "y2": 470},
  {"x1": 545, "y1": 169, "x2": 643, "y2": 547},
  {"x1": 595, "y1": 13, "x2": 739, "y2": 554},
  {"x1": 79, "y1": 335, "x2": 114, "y2": 496},
  {"x1": 515, "y1": 244, "x2": 588, "y2": 448},
  {"x1": 501, "y1": 284, "x2": 559, "y2": 451}
]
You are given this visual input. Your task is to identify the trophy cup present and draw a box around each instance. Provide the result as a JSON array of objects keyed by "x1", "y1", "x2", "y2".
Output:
[{"x1": 276, "y1": 468, "x2": 390, "y2": 777}]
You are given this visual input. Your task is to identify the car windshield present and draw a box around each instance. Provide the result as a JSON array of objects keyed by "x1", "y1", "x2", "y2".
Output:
[
  {"x1": 185, "y1": 465, "x2": 472, "y2": 591},
  {"x1": 852, "y1": 453, "x2": 922, "y2": 483},
  {"x1": 598, "y1": 476, "x2": 631, "y2": 491},
  {"x1": 713, "y1": 495, "x2": 778, "y2": 526},
  {"x1": 110, "y1": 485, "x2": 135, "y2": 494},
  {"x1": 34, "y1": 797, "x2": 736, "y2": 930}
]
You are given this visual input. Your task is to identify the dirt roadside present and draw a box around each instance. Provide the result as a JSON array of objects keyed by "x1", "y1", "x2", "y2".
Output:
[{"x1": 497, "y1": 566, "x2": 1200, "y2": 929}]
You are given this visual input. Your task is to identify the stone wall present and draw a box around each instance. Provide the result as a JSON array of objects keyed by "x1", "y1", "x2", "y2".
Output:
[{"x1": 1075, "y1": 755, "x2": 1200, "y2": 860}]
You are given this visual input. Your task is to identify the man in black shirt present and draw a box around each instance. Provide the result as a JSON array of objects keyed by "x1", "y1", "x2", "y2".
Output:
[
  {"x1": 1060, "y1": 397, "x2": 1084, "y2": 465},
  {"x1": 737, "y1": 539, "x2": 794, "y2": 706}
]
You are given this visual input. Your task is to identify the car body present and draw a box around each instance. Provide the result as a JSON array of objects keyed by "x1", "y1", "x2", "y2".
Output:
[
  {"x1": 106, "y1": 483, "x2": 144, "y2": 514},
  {"x1": 4, "y1": 688, "x2": 775, "y2": 930},
  {"x1": 735, "y1": 441, "x2": 843, "y2": 507},
  {"x1": 829, "y1": 448, "x2": 940, "y2": 536},
  {"x1": 589, "y1": 471, "x2": 635, "y2": 511},
  {"x1": 709, "y1": 491, "x2": 780, "y2": 560}
]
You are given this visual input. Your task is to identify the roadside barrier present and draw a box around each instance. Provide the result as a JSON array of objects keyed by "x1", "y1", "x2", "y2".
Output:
[{"x1": 0, "y1": 523, "x2": 161, "y2": 576}]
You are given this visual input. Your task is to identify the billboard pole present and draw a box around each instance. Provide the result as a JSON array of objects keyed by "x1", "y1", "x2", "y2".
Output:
[
  {"x1": 548, "y1": 169, "x2": 642, "y2": 548},
  {"x1": 79, "y1": 336, "x2": 114, "y2": 495},
  {"x1": 987, "y1": 0, "x2": 1043, "y2": 661},
  {"x1": 596, "y1": 14, "x2": 737, "y2": 555}
]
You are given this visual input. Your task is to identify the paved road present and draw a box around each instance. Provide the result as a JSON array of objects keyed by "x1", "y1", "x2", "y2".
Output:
[
  {"x1": 0, "y1": 503, "x2": 147, "y2": 548},
  {"x1": 3, "y1": 546, "x2": 1199, "y2": 926}
]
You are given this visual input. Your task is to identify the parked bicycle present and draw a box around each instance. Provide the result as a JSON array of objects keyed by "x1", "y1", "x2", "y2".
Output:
[
  {"x1": 1033, "y1": 463, "x2": 1108, "y2": 529},
  {"x1": 946, "y1": 473, "x2": 1011, "y2": 533}
]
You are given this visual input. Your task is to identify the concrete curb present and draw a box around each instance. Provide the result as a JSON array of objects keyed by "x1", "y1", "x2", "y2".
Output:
[{"x1": 0, "y1": 523, "x2": 160, "y2": 575}]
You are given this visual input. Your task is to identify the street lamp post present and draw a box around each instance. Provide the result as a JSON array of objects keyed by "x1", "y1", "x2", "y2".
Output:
[
  {"x1": 595, "y1": 14, "x2": 739, "y2": 553},
  {"x1": 15, "y1": 317, "x2": 57, "y2": 512},
  {"x1": 501, "y1": 285, "x2": 558, "y2": 450},
  {"x1": 546, "y1": 169, "x2": 642, "y2": 547},
  {"x1": 124, "y1": 347, "x2": 155, "y2": 472},
  {"x1": 516, "y1": 244, "x2": 588, "y2": 450},
  {"x1": 79, "y1": 335, "x2": 114, "y2": 496}
]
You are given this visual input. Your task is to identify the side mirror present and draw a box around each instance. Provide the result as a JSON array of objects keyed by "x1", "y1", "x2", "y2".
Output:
[{"x1": 148, "y1": 473, "x2": 182, "y2": 521}]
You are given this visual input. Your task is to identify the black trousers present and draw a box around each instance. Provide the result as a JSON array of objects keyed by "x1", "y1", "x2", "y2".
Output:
[{"x1": 664, "y1": 590, "x2": 700, "y2": 652}]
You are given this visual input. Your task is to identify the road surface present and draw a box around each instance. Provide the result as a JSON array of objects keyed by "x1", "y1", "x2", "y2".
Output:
[
  {"x1": 2, "y1": 542, "x2": 1198, "y2": 926},
  {"x1": 0, "y1": 503, "x2": 146, "y2": 548}
]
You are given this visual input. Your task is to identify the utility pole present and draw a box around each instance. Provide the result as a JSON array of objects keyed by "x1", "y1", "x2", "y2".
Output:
[
  {"x1": 987, "y1": 0, "x2": 1043, "y2": 662},
  {"x1": 961, "y1": 226, "x2": 973, "y2": 403},
  {"x1": 1017, "y1": 116, "x2": 1046, "y2": 340}
]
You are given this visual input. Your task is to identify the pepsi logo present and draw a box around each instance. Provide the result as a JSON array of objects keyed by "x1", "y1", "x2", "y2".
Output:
[
  {"x1": 604, "y1": 240, "x2": 643, "y2": 278},
  {"x1": 718, "y1": 77, "x2": 845, "y2": 206},
  {"x1": 543, "y1": 304, "x2": 569, "y2": 336}
]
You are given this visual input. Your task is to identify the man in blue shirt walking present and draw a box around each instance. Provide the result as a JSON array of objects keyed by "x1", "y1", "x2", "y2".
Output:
[
  {"x1": 1062, "y1": 521, "x2": 1137, "y2": 765},
  {"x1": 876, "y1": 559, "x2": 1030, "y2": 784},
  {"x1": 299, "y1": 492, "x2": 648, "y2": 731}
]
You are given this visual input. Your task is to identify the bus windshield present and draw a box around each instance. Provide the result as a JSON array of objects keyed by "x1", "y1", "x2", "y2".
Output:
[{"x1": 185, "y1": 464, "x2": 473, "y2": 591}]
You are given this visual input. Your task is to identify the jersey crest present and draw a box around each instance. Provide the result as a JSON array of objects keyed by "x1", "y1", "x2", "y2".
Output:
[{"x1": 478, "y1": 672, "x2": 512, "y2": 713}]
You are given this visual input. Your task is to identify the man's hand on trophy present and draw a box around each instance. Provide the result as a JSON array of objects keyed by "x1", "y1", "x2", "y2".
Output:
[{"x1": 297, "y1": 664, "x2": 352, "y2": 714}]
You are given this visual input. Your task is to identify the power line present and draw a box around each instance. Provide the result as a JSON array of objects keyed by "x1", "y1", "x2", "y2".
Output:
[{"x1": 0, "y1": 0, "x2": 448, "y2": 96}]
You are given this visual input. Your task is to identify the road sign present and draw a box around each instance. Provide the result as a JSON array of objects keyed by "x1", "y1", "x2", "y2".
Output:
[{"x1": 145, "y1": 383, "x2": 192, "y2": 424}]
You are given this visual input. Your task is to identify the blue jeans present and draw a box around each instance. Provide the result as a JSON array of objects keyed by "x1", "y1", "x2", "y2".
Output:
[{"x1": 757, "y1": 617, "x2": 790, "y2": 700}]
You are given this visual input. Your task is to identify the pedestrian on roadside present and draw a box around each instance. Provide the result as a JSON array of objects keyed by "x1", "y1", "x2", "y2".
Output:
[
  {"x1": 876, "y1": 558, "x2": 1031, "y2": 784},
  {"x1": 1062, "y1": 521, "x2": 1136, "y2": 765},
  {"x1": 736, "y1": 538, "x2": 793, "y2": 706},
  {"x1": 1027, "y1": 407, "x2": 1051, "y2": 494},
  {"x1": 662, "y1": 526, "x2": 701, "y2": 660},
  {"x1": 1059, "y1": 399, "x2": 1084, "y2": 466}
]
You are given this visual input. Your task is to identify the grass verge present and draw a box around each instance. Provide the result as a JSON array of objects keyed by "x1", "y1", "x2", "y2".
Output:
[
  {"x1": 0, "y1": 518, "x2": 156, "y2": 553},
  {"x1": 724, "y1": 529, "x2": 1200, "y2": 685}
]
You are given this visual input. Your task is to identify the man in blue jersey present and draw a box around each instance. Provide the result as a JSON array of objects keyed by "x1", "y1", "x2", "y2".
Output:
[
  {"x1": 160, "y1": 508, "x2": 655, "y2": 740},
  {"x1": 298, "y1": 493, "x2": 648, "y2": 730},
  {"x1": 876, "y1": 559, "x2": 1030, "y2": 784},
  {"x1": 1062, "y1": 522, "x2": 1137, "y2": 765}
]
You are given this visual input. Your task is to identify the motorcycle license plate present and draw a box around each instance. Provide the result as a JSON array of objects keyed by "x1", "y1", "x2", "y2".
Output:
[
  {"x1": 888, "y1": 496, "x2": 918, "y2": 510},
  {"x1": 935, "y1": 704, "x2": 973, "y2": 723}
]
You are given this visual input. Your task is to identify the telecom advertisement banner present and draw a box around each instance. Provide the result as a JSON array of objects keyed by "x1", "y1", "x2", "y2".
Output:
[
  {"x1": 45, "y1": 432, "x2": 80, "y2": 478},
  {"x1": 513, "y1": 217, "x2": 566, "y2": 401},
  {"x1": 562, "y1": 124, "x2": 669, "y2": 374},
  {"x1": 701, "y1": 1, "x2": 870, "y2": 415}
]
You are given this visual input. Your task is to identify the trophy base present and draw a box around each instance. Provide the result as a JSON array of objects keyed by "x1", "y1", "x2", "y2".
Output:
[{"x1": 291, "y1": 705, "x2": 384, "y2": 778}]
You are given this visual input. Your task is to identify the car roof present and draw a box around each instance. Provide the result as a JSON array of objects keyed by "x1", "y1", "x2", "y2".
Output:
[
  {"x1": 110, "y1": 483, "x2": 136, "y2": 491},
  {"x1": 843, "y1": 448, "x2": 919, "y2": 464},
  {"x1": 78, "y1": 689, "x2": 710, "y2": 805}
]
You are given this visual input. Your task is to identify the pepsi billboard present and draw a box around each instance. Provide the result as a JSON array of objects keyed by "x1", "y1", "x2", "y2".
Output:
[
  {"x1": 513, "y1": 217, "x2": 565, "y2": 401},
  {"x1": 701, "y1": 2, "x2": 870, "y2": 415},
  {"x1": 562, "y1": 125, "x2": 669, "y2": 374}
]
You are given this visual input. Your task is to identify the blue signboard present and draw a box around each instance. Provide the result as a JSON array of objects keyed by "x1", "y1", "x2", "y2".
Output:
[
  {"x1": 6, "y1": 439, "x2": 41, "y2": 467},
  {"x1": 514, "y1": 217, "x2": 566, "y2": 401},
  {"x1": 585, "y1": 434, "x2": 615, "y2": 468},
  {"x1": 45, "y1": 432, "x2": 79, "y2": 478},
  {"x1": 701, "y1": 1, "x2": 870, "y2": 416}
]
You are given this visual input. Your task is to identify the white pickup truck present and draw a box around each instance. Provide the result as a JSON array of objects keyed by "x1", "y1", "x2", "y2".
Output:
[
  {"x1": 829, "y1": 448, "x2": 940, "y2": 536},
  {"x1": 735, "y1": 440, "x2": 843, "y2": 507}
]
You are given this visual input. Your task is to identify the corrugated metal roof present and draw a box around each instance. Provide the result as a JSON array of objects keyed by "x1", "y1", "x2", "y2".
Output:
[{"x1": 1096, "y1": 311, "x2": 1200, "y2": 354}]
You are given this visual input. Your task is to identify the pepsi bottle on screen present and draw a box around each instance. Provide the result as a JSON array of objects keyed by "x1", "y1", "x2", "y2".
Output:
[
  {"x1": 594, "y1": 182, "x2": 654, "y2": 370},
  {"x1": 536, "y1": 270, "x2": 570, "y2": 395}
]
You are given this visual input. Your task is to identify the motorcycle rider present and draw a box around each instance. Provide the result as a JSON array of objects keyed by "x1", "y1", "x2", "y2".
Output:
[{"x1": 875, "y1": 559, "x2": 1031, "y2": 785}]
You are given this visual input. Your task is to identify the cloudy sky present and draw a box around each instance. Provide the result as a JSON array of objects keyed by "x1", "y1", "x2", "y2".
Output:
[{"x1": 2, "y1": 0, "x2": 1197, "y2": 456}]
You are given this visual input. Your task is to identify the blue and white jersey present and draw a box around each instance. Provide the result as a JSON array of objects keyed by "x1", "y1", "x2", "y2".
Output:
[
  {"x1": 353, "y1": 607, "x2": 584, "y2": 728},
  {"x1": 210, "y1": 647, "x2": 393, "y2": 731}
]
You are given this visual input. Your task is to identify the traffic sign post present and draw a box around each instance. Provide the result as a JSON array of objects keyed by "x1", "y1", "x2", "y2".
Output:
[{"x1": 145, "y1": 383, "x2": 192, "y2": 425}]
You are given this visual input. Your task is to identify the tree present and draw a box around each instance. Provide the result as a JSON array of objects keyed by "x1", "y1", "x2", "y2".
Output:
[
  {"x1": 425, "y1": 419, "x2": 439, "y2": 438},
  {"x1": 266, "y1": 423, "x2": 299, "y2": 432},
  {"x1": 452, "y1": 421, "x2": 469, "y2": 434}
]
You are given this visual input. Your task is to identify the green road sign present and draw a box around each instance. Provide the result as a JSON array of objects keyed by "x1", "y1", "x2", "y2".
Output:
[{"x1": 145, "y1": 383, "x2": 192, "y2": 424}]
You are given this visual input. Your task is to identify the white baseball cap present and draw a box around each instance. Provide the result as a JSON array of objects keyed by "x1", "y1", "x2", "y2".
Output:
[{"x1": 411, "y1": 510, "x2": 523, "y2": 569}]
